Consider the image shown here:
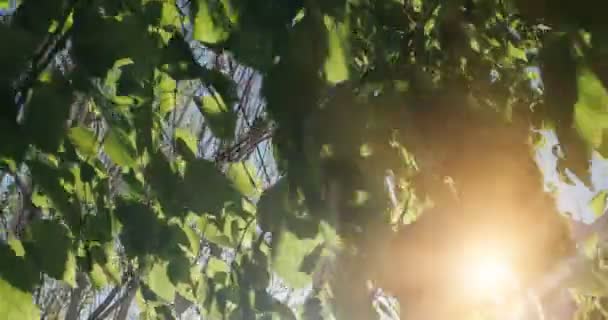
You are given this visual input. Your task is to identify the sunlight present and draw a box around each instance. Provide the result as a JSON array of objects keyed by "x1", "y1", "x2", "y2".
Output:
[
  {"x1": 469, "y1": 254, "x2": 514, "y2": 296},
  {"x1": 459, "y1": 249, "x2": 520, "y2": 305}
]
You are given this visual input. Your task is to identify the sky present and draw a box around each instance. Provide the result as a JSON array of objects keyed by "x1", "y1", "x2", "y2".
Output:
[{"x1": 535, "y1": 130, "x2": 606, "y2": 224}]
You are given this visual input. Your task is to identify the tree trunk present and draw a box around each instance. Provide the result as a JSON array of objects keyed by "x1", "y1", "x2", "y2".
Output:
[
  {"x1": 115, "y1": 280, "x2": 139, "y2": 320},
  {"x1": 65, "y1": 272, "x2": 88, "y2": 320}
]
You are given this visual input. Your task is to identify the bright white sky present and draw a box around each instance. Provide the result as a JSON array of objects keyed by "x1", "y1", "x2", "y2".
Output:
[{"x1": 535, "y1": 130, "x2": 606, "y2": 224}]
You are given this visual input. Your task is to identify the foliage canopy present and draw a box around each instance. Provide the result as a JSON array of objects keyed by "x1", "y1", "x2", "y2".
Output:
[{"x1": 1, "y1": 0, "x2": 608, "y2": 319}]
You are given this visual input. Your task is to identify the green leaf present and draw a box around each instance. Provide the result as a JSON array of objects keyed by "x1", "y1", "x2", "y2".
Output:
[
  {"x1": 193, "y1": 0, "x2": 232, "y2": 44},
  {"x1": 507, "y1": 42, "x2": 528, "y2": 62},
  {"x1": 226, "y1": 162, "x2": 260, "y2": 197},
  {"x1": 23, "y1": 220, "x2": 74, "y2": 283},
  {"x1": 577, "y1": 68, "x2": 608, "y2": 113},
  {"x1": 157, "y1": 71, "x2": 177, "y2": 115},
  {"x1": 242, "y1": 253, "x2": 269, "y2": 290},
  {"x1": 159, "y1": 223, "x2": 191, "y2": 258},
  {"x1": 174, "y1": 128, "x2": 198, "y2": 158},
  {"x1": 7, "y1": 236, "x2": 24, "y2": 257},
  {"x1": 160, "y1": 1, "x2": 181, "y2": 30},
  {"x1": 23, "y1": 81, "x2": 72, "y2": 153},
  {"x1": 202, "y1": 69, "x2": 238, "y2": 106},
  {"x1": 272, "y1": 230, "x2": 321, "y2": 289},
  {"x1": 199, "y1": 218, "x2": 233, "y2": 247},
  {"x1": 68, "y1": 126, "x2": 98, "y2": 158},
  {"x1": 206, "y1": 257, "x2": 230, "y2": 278},
  {"x1": 147, "y1": 261, "x2": 176, "y2": 302},
  {"x1": 181, "y1": 224, "x2": 201, "y2": 257},
  {"x1": 590, "y1": 191, "x2": 608, "y2": 218},
  {"x1": 574, "y1": 68, "x2": 608, "y2": 157},
  {"x1": 196, "y1": 94, "x2": 236, "y2": 140},
  {"x1": 145, "y1": 151, "x2": 183, "y2": 216},
  {"x1": 168, "y1": 254, "x2": 191, "y2": 285},
  {"x1": 103, "y1": 128, "x2": 137, "y2": 168},
  {"x1": 28, "y1": 161, "x2": 81, "y2": 231},
  {"x1": 89, "y1": 263, "x2": 108, "y2": 289},
  {"x1": 181, "y1": 159, "x2": 239, "y2": 214},
  {"x1": 227, "y1": 25, "x2": 274, "y2": 71},
  {"x1": 72, "y1": 8, "x2": 161, "y2": 78},
  {"x1": 0, "y1": 244, "x2": 38, "y2": 292},
  {"x1": 323, "y1": 14, "x2": 350, "y2": 84},
  {"x1": 257, "y1": 178, "x2": 289, "y2": 233},
  {"x1": 160, "y1": 35, "x2": 205, "y2": 80},
  {"x1": 83, "y1": 209, "x2": 114, "y2": 243},
  {"x1": 114, "y1": 199, "x2": 162, "y2": 258},
  {"x1": 299, "y1": 243, "x2": 324, "y2": 274},
  {"x1": 0, "y1": 278, "x2": 40, "y2": 320}
]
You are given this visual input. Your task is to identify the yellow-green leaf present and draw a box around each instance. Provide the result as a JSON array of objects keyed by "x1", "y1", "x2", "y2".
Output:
[
  {"x1": 199, "y1": 217, "x2": 233, "y2": 247},
  {"x1": 103, "y1": 128, "x2": 137, "y2": 168},
  {"x1": 7, "y1": 236, "x2": 24, "y2": 257},
  {"x1": 226, "y1": 161, "x2": 260, "y2": 197},
  {"x1": 197, "y1": 94, "x2": 236, "y2": 140},
  {"x1": 147, "y1": 261, "x2": 176, "y2": 302},
  {"x1": 272, "y1": 230, "x2": 321, "y2": 289},
  {"x1": 206, "y1": 257, "x2": 230, "y2": 278},
  {"x1": 590, "y1": 191, "x2": 608, "y2": 218},
  {"x1": 0, "y1": 279, "x2": 40, "y2": 320},
  {"x1": 507, "y1": 42, "x2": 527, "y2": 62},
  {"x1": 158, "y1": 72, "x2": 176, "y2": 115},
  {"x1": 323, "y1": 14, "x2": 350, "y2": 84},
  {"x1": 90, "y1": 263, "x2": 108, "y2": 289},
  {"x1": 160, "y1": 1, "x2": 181, "y2": 30},
  {"x1": 574, "y1": 68, "x2": 608, "y2": 155},
  {"x1": 174, "y1": 128, "x2": 198, "y2": 156},
  {"x1": 193, "y1": 0, "x2": 230, "y2": 44}
]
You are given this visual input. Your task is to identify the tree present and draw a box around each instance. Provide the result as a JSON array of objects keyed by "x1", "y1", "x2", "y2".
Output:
[{"x1": 1, "y1": 0, "x2": 608, "y2": 319}]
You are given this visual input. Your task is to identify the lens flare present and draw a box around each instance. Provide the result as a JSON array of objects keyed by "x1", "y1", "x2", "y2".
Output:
[
  {"x1": 469, "y1": 254, "x2": 514, "y2": 295},
  {"x1": 456, "y1": 248, "x2": 520, "y2": 307}
]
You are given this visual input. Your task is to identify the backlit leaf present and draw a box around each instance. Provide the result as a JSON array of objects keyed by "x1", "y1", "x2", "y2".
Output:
[
  {"x1": 574, "y1": 68, "x2": 608, "y2": 157},
  {"x1": 323, "y1": 14, "x2": 350, "y2": 84},
  {"x1": 200, "y1": 218, "x2": 233, "y2": 247},
  {"x1": 193, "y1": 0, "x2": 231, "y2": 44},
  {"x1": 196, "y1": 94, "x2": 236, "y2": 140},
  {"x1": 0, "y1": 278, "x2": 40, "y2": 320},
  {"x1": 157, "y1": 71, "x2": 176, "y2": 115},
  {"x1": 272, "y1": 230, "x2": 321, "y2": 289},
  {"x1": 147, "y1": 261, "x2": 176, "y2": 301},
  {"x1": 68, "y1": 126, "x2": 98, "y2": 158},
  {"x1": 590, "y1": 191, "x2": 608, "y2": 218},
  {"x1": 507, "y1": 42, "x2": 528, "y2": 62},
  {"x1": 103, "y1": 128, "x2": 137, "y2": 168},
  {"x1": 226, "y1": 162, "x2": 260, "y2": 197},
  {"x1": 174, "y1": 128, "x2": 198, "y2": 157}
]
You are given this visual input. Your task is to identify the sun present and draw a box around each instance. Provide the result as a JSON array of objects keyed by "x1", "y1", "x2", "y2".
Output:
[
  {"x1": 469, "y1": 254, "x2": 516, "y2": 296},
  {"x1": 456, "y1": 246, "x2": 521, "y2": 306}
]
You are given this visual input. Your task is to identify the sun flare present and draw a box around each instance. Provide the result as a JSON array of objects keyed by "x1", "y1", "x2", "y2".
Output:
[{"x1": 468, "y1": 254, "x2": 516, "y2": 296}]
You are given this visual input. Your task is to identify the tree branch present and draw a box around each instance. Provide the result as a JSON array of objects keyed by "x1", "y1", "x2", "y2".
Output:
[
  {"x1": 15, "y1": 0, "x2": 77, "y2": 113},
  {"x1": 86, "y1": 285, "x2": 121, "y2": 320}
]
